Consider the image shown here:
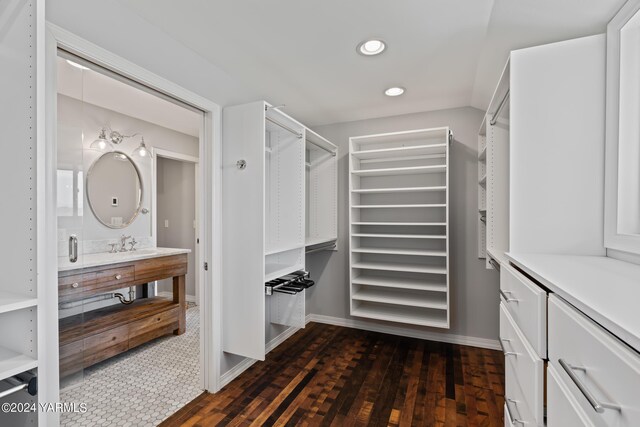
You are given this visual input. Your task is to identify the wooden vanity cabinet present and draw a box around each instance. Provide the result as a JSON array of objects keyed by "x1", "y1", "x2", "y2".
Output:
[{"x1": 58, "y1": 254, "x2": 187, "y2": 378}]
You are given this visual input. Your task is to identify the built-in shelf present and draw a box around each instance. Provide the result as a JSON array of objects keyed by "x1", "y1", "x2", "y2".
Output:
[
  {"x1": 0, "y1": 292, "x2": 37, "y2": 315},
  {"x1": 351, "y1": 304, "x2": 449, "y2": 328},
  {"x1": 352, "y1": 247, "x2": 447, "y2": 257},
  {"x1": 352, "y1": 288, "x2": 448, "y2": 310},
  {"x1": 352, "y1": 186, "x2": 446, "y2": 194},
  {"x1": 0, "y1": 346, "x2": 37, "y2": 382},
  {"x1": 351, "y1": 165, "x2": 446, "y2": 177},
  {"x1": 479, "y1": 146, "x2": 487, "y2": 161},
  {"x1": 265, "y1": 262, "x2": 303, "y2": 282},
  {"x1": 349, "y1": 127, "x2": 450, "y2": 329},
  {"x1": 305, "y1": 236, "x2": 337, "y2": 247},
  {"x1": 351, "y1": 204, "x2": 446, "y2": 209},
  {"x1": 351, "y1": 143, "x2": 447, "y2": 160},
  {"x1": 352, "y1": 233, "x2": 446, "y2": 239},
  {"x1": 479, "y1": 175, "x2": 487, "y2": 186},
  {"x1": 487, "y1": 247, "x2": 509, "y2": 266},
  {"x1": 265, "y1": 244, "x2": 305, "y2": 256},
  {"x1": 352, "y1": 261, "x2": 447, "y2": 275},
  {"x1": 352, "y1": 222, "x2": 446, "y2": 226},
  {"x1": 352, "y1": 275, "x2": 447, "y2": 292}
]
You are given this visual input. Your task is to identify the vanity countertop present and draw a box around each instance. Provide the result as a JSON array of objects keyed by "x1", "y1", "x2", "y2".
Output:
[
  {"x1": 507, "y1": 252, "x2": 640, "y2": 353},
  {"x1": 58, "y1": 247, "x2": 191, "y2": 272}
]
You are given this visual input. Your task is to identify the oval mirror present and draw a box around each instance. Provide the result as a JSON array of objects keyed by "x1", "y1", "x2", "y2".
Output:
[{"x1": 86, "y1": 151, "x2": 143, "y2": 229}]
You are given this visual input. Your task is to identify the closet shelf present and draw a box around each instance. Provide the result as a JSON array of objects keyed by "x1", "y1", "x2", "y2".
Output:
[
  {"x1": 305, "y1": 236, "x2": 337, "y2": 247},
  {"x1": 352, "y1": 275, "x2": 447, "y2": 292},
  {"x1": 352, "y1": 233, "x2": 446, "y2": 239},
  {"x1": 352, "y1": 247, "x2": 447, "y2": 257},
  {"x1": 351, "y1": 143, "x2": 447, "y2": 159},
  {"x1": 265, "y1": 244, "x2": 305, "y2": 256},
  {"x1": 265, "y1": 262, "x2": 304, "y2": 282},
  {"x1": 352, "y1": 186, "x2": 446, "y2": 194},
  {"x1": 0, "y1": 346, "x2": 37, "y2": 382},
  {"x1": 352, "y1": 261, "x2": 447, "y2": 275},
  {"x1": 351, "y1": 304, "x2": 449, "y2": 328},
  {"x1": 351, "y1": 165, "x2": 446, "y2": 177},
  {"x1": 352, "y1": 288, "x2": 448, "y2": 310},
  {"x1": 352, "y1": 222, "x2": 446, "y2": 226},
  {"x1": 351, "y1": 204, "x2": 446, "y2": 209},
  {"x1": 0, "y1": 291, "x2": 37, "y2": 315}
]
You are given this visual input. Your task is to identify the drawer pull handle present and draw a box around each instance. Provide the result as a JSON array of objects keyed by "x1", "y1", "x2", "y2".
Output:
[
  {"x1": 115, "y1": 274, "x2": 122, "y2": 280},
  {"x1": 558, "y1": 359, "x2": 621, "y2": 413},
  {"x1": 71, "y1": 282, "x2": 79, "y2": 288},
  {"x1": 499, "y1": 339, "x2": 518, "y2": 357},
  {"x1": 505, "y1": 398, "x2": 525, "y2": 425},
  {"x1": 500, "y1": 289, "x2": 519, "y2": 303}
]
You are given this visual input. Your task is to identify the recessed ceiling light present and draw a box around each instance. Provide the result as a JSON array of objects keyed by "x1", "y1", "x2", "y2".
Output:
[
  {"x1": 357, "y1": 39, "x2": 386, "y2": 56},
  {"x1": 384, "y1": 87, "x2": 405, "y2": 97},
  {"x1": 66, "y1": 60, "x2": 89, "y2": 71}
]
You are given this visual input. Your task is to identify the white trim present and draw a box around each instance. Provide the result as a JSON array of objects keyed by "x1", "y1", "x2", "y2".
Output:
[
  {"x1": 43, "y1": 24, "x2": 223, "y2": 405},
  {"x1": 305, "y1": 314, "x2": 501, "y2": 351},
  {"x1": 219, "y1": 325, "x2": 301, "y2": 389},
  {"x1": 153, "y1": 148, "x2": 199, "y2": 164},
  {"x1": 157, "y1": 291, "x2": 197, "y2": 303}
]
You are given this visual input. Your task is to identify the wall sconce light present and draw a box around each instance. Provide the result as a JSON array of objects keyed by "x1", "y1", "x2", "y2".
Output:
[{"x1": 131, "y1": 137, "x2": 153, "y2": 159}]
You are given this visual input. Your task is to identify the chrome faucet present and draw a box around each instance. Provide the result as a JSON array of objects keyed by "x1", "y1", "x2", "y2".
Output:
[{"x1": 119, "y1": 235, "x2": 132, "y2": 252}]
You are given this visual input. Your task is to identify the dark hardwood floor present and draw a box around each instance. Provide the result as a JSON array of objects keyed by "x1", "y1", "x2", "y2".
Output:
[{"x1": 161, "y1": 323, "x2": 505, "y2": 426}]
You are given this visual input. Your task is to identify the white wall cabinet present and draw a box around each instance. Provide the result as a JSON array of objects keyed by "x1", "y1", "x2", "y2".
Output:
[
  {"x1": 348, "y1": 128, "x2": 451, "y2": 328},
  {"x1": 222, "y1": 101, "x2": 337, "y2": 360}
]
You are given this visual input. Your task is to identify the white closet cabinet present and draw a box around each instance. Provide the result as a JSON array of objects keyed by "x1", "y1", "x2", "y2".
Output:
[
  {"x1": 348, "y1": 128, "x2": 451, "y2": 328},
  {"x1": 222, "y1": 101, "x2": 337, "y2": 360}
]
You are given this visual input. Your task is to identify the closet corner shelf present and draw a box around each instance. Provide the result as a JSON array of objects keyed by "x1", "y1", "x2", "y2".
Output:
[
  {"x1": 0, "y1": 346, "x2": 37, "y2": 382},
  {"x1": 0, "y1": 291, "x2": 37, "y2": 315}
]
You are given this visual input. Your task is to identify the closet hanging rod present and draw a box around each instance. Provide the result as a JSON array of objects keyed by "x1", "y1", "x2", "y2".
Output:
[
  {"x1": 306, "y1": 139, "x2": 337, "y2": 156},
  {"x1": 0, "y1": 372, "x2": 37, "y2": 399},
  {"x1": 265, "y1": 116, "x2": 303, "y2": 139},
  {"x1": 489, "y1": 89, "x2": 510, "y2": 126}
]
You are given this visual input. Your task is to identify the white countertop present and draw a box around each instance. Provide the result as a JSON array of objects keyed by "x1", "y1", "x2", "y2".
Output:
[
  {"x1": 507, "y1": 252, "x2": 640, "y2": 353},
  {"x1": 58, "y1": 247, "x2": 191, "y2": 272}
]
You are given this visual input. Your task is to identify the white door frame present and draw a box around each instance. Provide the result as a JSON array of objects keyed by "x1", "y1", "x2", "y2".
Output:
[
  {"x1": 41, "y1": 23, "x2": 223, "y2": 418},
  {"x1": 152, "y1": 148, "x2": 201, "y2": 305}
]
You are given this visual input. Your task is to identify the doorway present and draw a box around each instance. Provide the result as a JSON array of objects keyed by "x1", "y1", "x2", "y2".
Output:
[{"x1": 45, "y1": 26, "x2": 222, "y2": 425}]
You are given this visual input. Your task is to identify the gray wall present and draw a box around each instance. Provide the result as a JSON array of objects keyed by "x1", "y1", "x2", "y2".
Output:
[
  {"x1": 156, "y1": 157, "x2": 197, "y2": 297},
  {"x1": 306, "y1": 106, "x2": 500, "y2": 342}
]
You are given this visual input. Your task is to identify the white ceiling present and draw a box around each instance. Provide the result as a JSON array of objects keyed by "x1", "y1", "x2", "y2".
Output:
[
  {"x1": 119, "y1": 1, "x2": 624, "y2": 126},
  {"x1": 57, "y1": 57, "x2": 201, "y2": 137}
]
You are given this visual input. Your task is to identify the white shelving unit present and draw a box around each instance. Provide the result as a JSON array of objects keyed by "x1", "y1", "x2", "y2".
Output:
[
  {"x1": 478, "y1": 59, "x2": 510, "y2": 269},
  {"x1": 349, "y1": 127, "x2": 451, "y2": 328},
  {"x1": 223, "y1": 101, "x2": 338, "y2": 360},
  {"x1": 305, "y1": 129, "x2": 338, "y2": 250},
  {"x1": 0, "y1": 0, "x2": 39, "y2": 424}
]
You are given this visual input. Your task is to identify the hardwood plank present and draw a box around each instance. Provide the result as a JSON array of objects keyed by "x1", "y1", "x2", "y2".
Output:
[{"x1": 159, "y1": 323, "x2": 505, "y2": 426}]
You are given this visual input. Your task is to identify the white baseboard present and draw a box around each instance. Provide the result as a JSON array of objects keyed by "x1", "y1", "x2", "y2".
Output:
[
  {"x1": 305, "y1": 314, "x2": 500, "y2": 351},
  {"x1": 219, "y1": 325, "x2": 301, "y2": 389},
  {"x1": 157, "y1": 291, "x2": 197, "y2": 303}
]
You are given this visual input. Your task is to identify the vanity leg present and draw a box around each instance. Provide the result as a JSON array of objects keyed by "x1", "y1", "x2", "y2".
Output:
[{"x1": 173, "y1": 274, "x2": 186, "y2": 335}]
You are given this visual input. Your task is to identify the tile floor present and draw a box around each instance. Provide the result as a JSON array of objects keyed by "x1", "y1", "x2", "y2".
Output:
[{"x1": 60, "y1": 304, "x2": 201, "y2": 426}]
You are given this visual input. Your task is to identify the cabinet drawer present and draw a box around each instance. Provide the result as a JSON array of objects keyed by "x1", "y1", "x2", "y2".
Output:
[
  {"x1": 59, "y1": 266, "x2": 134, "y2": 299},
  {"x1": 547, "y1": 362, "x2": 595, "y2": 427},
  {"x1": 501, "y1": 262, "x2": 547, "y2": 358},
  {"x1": 128, "y1": 306, "x2": 179, "y2": 348},
  {"x1": 83, "y1": 325, "x2": 129, "y2": 367},
  {"x1": 548, "y1": 295, "x2": 640, "y2": 426},
  {"x1": 500, "y1": 303, "x2": 545, "y2": 426},
  {"x1": 58, "y1": 271, "x2": 98, "y2": 301},
  {"x1": 504, "y1": 358, "x2": 537, "y2": 427}
]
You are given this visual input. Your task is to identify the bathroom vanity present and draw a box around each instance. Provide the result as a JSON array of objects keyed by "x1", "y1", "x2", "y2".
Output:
[{"x1": 58, "y1": 248, "x2": 189, "y2": 378}]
